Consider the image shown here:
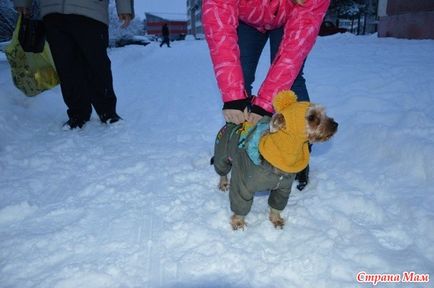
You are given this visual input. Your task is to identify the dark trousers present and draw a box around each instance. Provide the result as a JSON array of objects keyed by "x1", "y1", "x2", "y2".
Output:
[
  {"x1": 43, "y1": 13, "x2": 118, "y2": 121},
  {"x1": 160, "y1": 36, "x2": 171, "y2": 47},
  {"x1": 237, "y1": 22, "x2": 310, "y2": 102}
]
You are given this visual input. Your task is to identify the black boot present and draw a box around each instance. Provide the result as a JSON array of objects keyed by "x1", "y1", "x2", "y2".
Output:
[
  {"x1": 99, "y1": 112, "x2": 122, "y2": 124},
  {"x1": 295, "y1": 165, "x2": 309, "y2": 191},
  {"x1": 63, "y1": 117, "x2": 89, "y2": 130}
]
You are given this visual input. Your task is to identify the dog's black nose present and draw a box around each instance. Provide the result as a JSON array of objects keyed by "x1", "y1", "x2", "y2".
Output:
[{"x1": 331, "y1": 120, "x2": 338, "y2": 130}]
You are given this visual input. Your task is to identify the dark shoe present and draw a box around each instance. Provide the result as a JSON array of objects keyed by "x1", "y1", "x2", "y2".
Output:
[
  {"x1": 63, "y1": 117, "x2": 88, "y2": 130},
  {"x1": 295, "y1": 165, "x2": 309, "y2": 191},
  {"x1": 100, "y1": 113, "x2": 122, "y2": 124}
]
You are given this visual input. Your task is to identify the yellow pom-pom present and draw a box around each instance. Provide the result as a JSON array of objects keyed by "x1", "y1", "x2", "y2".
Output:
[{"x1": 272, "y1": 90, "x2": 298, "y2": 112}]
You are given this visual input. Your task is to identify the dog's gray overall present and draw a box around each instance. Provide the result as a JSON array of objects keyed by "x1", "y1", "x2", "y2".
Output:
[{"x1": 213, "y1": 120, "x2": 295, "y2": 216}]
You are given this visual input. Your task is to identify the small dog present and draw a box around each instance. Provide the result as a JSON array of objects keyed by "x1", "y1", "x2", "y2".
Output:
[{"x1": 212, "y1": 90, "x2": 338, "y2": 230}]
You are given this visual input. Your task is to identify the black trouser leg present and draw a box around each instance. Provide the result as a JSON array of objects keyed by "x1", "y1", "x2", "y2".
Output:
[
  {"x1": 295, "y1": 144, "x2": 312, "y2": 191},
  {"x1": 44, "y1": 14, "x2": 118, "y2": 120},
  {"x1": 269, "y1": 26, "x2": 310, "y2": 102},
  {"x1": 237, "y1": 22, "x2": 268, "y2": 97},
  {"x1": 69, "y1": 15, "x2": 117, "y2": 118},
  {"x1": 44, "y1": 14, "x2": 92, "y2": 120}
]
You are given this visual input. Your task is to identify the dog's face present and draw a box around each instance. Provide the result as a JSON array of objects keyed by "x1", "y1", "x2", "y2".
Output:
[
  {"x1": 269, "y1": 104, "x2": 338, "y2": 143},
  {"x1": 305, "y1": 104, "x2": 338, "y2": 142}
]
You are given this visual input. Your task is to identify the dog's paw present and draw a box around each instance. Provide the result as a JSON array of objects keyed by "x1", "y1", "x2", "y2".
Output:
[
  {"x1": 218, "y1": 175, "x2": 230, "y2": 192},
  {"x1": 269, "y1": 212, "x2": 285, "y2": 229},
  {"x1": 231, "y1": 214, "x2": 246, "y2": 230}
]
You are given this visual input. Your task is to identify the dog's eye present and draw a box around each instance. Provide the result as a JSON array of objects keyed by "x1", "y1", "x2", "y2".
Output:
[
  {"x1": 307, "y1": 114, "x2": 315, "y2": 122},
  {"x1": 307, "y1": 114, "x2": 320, "y2": 127}
]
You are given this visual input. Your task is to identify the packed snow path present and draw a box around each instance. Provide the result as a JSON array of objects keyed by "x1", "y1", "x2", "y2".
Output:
[{"x1": 1, "y1": 35, "x2": 433, "y2": 287}]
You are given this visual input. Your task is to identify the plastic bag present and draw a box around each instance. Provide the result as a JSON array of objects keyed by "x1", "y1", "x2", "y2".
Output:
[{"x1": 5, "y1": 15, "x2": 59, "y2": 97}]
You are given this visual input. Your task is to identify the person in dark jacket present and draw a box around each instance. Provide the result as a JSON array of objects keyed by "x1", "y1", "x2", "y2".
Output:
[
  {"x1": 160, "y1": 23, "x2": 170, "y2": 48},
  {"x1": 13, "y1": 0, "x2": 135, "y2": 129}
]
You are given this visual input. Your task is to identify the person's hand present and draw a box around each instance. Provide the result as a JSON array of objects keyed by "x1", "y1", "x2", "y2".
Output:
[
  {"x1": 223, "y1": 108, "x2": 248, "y2": 124},
  {"x1": 246, "y1": 112, "x2": 263, "y2": 125},
  {"x1": 119, "y1": 14, "x2": 132, "y2": 28},
  {"x1": 15, "y1": 7, "x2": 30, "y2": 16}
]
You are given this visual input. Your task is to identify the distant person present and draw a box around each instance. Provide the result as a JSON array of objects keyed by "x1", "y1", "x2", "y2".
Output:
[
  {"x1": 14, "y1": 0, "x2": 135, "y2": 129},
  {"x1": 160, "y1": 23, "x2": 171, "y2": 48},
  {"x1": 202, "y1": 0, "x2": 329, "y2": 189}
]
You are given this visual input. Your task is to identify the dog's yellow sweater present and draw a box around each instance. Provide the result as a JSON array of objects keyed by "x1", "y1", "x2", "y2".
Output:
[{"x1": 259, "y1": 90, "x2": 310, "y2": 173}]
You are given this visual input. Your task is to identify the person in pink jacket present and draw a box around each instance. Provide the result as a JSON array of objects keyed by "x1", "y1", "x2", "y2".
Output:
[{"x1": 203, "y1": 0, "x2": 330, "y2": 189}]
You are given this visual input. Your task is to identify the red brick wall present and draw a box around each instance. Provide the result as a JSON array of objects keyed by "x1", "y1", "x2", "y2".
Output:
[
  {"x1": 378, "y1": 0, "x2": 434, "y2": 39},
  {"x1": 147, "y1": 21, "x2": 187, "y2": 38},
  {"x1": 387, "y1": 0, "x2": 434, "y2": 15}
]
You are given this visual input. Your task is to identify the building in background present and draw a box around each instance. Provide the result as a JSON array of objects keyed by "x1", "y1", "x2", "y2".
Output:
[
  {"x1": 145, "y1": 13, "x2": 188, "y2": 41},
  {"x1": 187, "y1": 0, "x2": 204, "y2": 38},
  {"x1": 377, "y1": 0, "x2": 434, "y2": 39}
]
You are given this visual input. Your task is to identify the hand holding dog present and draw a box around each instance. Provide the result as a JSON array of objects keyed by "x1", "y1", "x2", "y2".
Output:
[
  {"x1": 246, "y1": 112, "x2": 263, "y2": 125},
  {"x1": 223, "y1": 108, "x2": 249, "y2": 124},
  {"x1": 223, "y1": 109, "x2": 263, "y2": 125}
]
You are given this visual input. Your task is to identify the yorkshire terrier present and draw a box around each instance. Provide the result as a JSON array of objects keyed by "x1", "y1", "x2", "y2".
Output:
[{"x1": 212, "y1": 90, "x2": 338, "y2": 230}]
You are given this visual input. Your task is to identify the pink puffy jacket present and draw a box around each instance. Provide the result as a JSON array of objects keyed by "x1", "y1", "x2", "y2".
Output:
[{"x1": 203, "y1": 0, "x2": 330, "y2": 113}]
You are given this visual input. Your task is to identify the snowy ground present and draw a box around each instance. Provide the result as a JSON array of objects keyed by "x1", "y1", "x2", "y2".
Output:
[{"x1": 0, "y1": 34, "x2": 433, "y2": 288}]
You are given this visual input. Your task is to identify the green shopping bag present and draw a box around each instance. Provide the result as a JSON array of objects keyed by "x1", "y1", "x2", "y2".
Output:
[{"x1": 5, "y1": 15, "x2": 59, "y2": 97}]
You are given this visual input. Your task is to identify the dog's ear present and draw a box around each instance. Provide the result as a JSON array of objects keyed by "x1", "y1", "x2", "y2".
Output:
[{"x1": 270, "y1": 113, "x2": 286, "y2": 133}]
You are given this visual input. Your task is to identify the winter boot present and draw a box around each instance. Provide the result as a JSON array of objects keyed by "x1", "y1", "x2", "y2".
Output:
[
  {"x1": 295, "y1": 165, "x2": 309, "y2": 191},
  {"x1": 63, "y1": 117, "x2": 89, "y2": 130},
  {"x1": 100, "y1": 112, "x2": 122, "y2": 124}
]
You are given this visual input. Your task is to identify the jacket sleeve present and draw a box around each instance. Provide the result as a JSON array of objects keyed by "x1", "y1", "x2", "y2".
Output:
[
  {"x1": 253, "y1": 0, "x2": 330, "y2": 113},
  {"x1": 116, "y1": 0, "x2": 135, "y2": 18},
  {"x1": 202, "y1": 0, "x2": 246, "y2": 104}
]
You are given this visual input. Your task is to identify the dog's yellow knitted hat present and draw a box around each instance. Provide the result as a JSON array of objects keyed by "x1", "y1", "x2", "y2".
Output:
[{"x1": 259, "y1": 90, "x2": 310, "y2": 173}]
